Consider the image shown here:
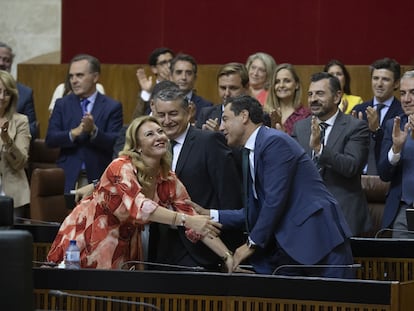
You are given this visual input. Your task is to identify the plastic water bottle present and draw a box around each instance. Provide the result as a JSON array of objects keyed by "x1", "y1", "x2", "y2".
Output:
[{"x1": 64, "y1": 240, "x2": 80, "y2": 269}]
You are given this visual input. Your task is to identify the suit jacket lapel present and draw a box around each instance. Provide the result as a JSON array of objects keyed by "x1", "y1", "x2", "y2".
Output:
[
  {"x1": 325, "y1": 111, "x2": 346, "y2": 149},
  {"x1": 175, "y1": 126, "x2": 195, "y2": 176}
]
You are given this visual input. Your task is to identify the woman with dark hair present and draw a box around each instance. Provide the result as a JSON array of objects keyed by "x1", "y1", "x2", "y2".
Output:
[
  {"x1": 47, "y1": 115, "x2": 233, "y2": 270},
  {"x1": 324, "y1": 59, "x2": 363, "y2": 114}
]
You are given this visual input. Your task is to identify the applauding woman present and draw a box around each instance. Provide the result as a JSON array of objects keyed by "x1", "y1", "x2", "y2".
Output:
[
  {"x1": 47, "y1": 116, "x2": 234, "y2": 270},
  {"x1": 0, "y1": 70, "x2": 31, "y2": 218}
]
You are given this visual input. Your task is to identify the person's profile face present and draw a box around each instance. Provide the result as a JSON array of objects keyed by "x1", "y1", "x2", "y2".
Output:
[
  {"x1": 220, "y1": 103, "x2": 245, "y2": 147},
  {"x1": 0, "y1": 48, "x2": 12, "y2": 72},
  {"x1": 154, "y1": 98, "x2": 189, "y2": 140}
]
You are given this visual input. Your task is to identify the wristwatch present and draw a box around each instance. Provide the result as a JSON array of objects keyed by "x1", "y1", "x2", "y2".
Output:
[{"x1": 246, "y1": 237, "x2": 257, "y2": 249}]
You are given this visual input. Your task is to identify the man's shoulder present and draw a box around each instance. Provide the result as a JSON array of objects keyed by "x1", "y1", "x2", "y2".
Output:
[
  {"x1": 96, "y1": 92, "x2": 121, "y2": 106},
  {"x1": 17, "y1": 82, "x2": 32, "y2": 94},
  {"x1": 191, "y1": 94, "x2": 213, "y2": 107},
  {"x1": 353, "y1": 99, "x2": 373, "y2": 111},
  {"x1": 187, "y1": 125, "x2": 227, "y2": 146}
]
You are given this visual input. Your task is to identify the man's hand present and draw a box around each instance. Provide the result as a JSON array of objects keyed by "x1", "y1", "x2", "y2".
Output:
[
  {"x1": 136, "y1": 68, "x2": 153, "y2": 92},
  {"x1": 202, "y1": 118, "x2": 219, "y2": 132},
  {"x1": 309, "y1": 116, "x2": 322, "y2": 153},
  {"x1": 71, "y1": 123, "x2": 84, "y2": 139},
  {"x1": 185, "y1": 199, "x2": 210, "y2": 215},
  {"x1": 366, "y1": 106, "x2": 380, "y2": 132},
  {"x1": 392, "y1": 116, "x2": 410, "y2": 154},
  {"x1": 351, "y1": 110, "x2": 363, "y2": 120},
  {"x1": 232, "y1": 243, "x2": 255, "y2": 271},
  {"x1": 82, "y1": 113, "x2": 96, "y2": 134}
]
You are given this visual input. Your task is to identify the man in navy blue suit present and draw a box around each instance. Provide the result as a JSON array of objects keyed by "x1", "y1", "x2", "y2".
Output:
[
  {"x1": 46, "y1": 54, "x2": 123, "y2": 193},
  {"x1": 192, "y1": 95, "x2": 354, "y2": 278},
  {"x1": 0, "y1": 42, "x2": 38, "y2": 139},
  {"x1": 169, "y1": 54, "x2": 213, "y2": 124},
  {"x1": 378, "y1": 70, "x2": 414, "y2": 238},
  {"x1": 352, "y1": 58, "x2": 403, "y2": 175}
]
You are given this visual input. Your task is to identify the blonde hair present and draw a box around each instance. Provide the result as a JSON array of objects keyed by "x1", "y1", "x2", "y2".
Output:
[
  {"x1": 245, "y1": 52, "x2": 277, "y2": 90},
  {"x1": 264, "y1": 63, "x2": 302, "y2": 113},
  {"x1": 119, "y1": 116, "x2": 172, "y2": 192},
  {"x1": 0, "y1": 70, "x2": 18, "y2": 118}
]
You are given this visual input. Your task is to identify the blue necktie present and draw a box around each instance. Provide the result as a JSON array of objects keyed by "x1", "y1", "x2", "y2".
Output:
[{"x1": 80, "y1": 98, "x2": 90, "y2": 115}]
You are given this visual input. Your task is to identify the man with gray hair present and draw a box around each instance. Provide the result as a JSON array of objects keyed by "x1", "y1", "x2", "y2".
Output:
[
  {"x1": 149, "y1": 84, "x2": 243, "y2": 271},
  {"x1": 378, "y1": 70, "x2": 414, "y2": 238},
  {"x1": 0, "y1": 41, "x2": 37, "y2": 139}
]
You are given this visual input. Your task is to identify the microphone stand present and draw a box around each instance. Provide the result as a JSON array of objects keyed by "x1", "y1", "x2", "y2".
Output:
[
  {"x1": 374, "y1": 228, "x2": 414, "y2": 239},
  {"x1": 121, "y1": 260, "x2": 206, "y2": 272}
]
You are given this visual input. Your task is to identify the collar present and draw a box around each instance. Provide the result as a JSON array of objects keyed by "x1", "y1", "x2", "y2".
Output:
[
  {"x1": 244, "y1": 126, "x2": 261, "y2": 151},
  {"x1": 374, "y1": 96, "x2": 394, "y2": 108},
  {"x1": 173, "y1": 123, "x2": 191, "y2": 145},
  {"x1": 81, "y1": 90, "x2": 98, "y2": 104},
  {"x1": 318, "y1": 108, "x2": 339, "y2": 127}
]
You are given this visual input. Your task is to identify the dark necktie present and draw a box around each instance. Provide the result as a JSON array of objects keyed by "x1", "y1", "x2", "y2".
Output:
[
  {"x1": 242, "y1": 147, "x2": 252, "y2": 233},
  {"x1": 319, "y1": 122, "x2": 329, "y2": 146},
  {"x1": 170, "y1": 140, "x2": 177, "y2": 157},
  {"x1": 376, "y1": 103, "x2": 385, "y2": 125},
  {"x1": 80, "y1": 98, "x2": 90, "y2": 115}
]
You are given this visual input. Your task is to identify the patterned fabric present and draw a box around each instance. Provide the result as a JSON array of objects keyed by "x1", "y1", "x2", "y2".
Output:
[
  {"x1": 284, "y1": 106, "x2": 311, "y2": 136},
  {"x1": 47, "y1": 156, "x2": 200, "y2": 269}
]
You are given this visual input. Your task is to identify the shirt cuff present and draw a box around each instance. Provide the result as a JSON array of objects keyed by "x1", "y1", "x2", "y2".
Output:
[
  {"x1": 210, "y1": 209, "x2": 219, "y2": 222},
  {"x1": 141, "y1": 90, "x2": 151, "y2": 101},
  {"x1": 388, "y1": 148, "x2": 400, "y2": 165}
]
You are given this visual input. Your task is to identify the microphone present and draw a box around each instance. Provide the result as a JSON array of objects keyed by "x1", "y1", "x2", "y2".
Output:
[
  {"x1": 49, "y1": 290, "x2": 160, "y2": 310},
  {"x1": 272, "y1": 263, "x2": 362, "y2": 275},
  {"x1": 374, "y1": 228, "x2": 414, "y2": 238},
  {"x1": 14, "y1": 217, "x2": 61, "y2": 226},
  {"x1": 32, "y1": 260, "x2": 58, "y2": 268},
  {"x1": 121, "y1": 260, "x2": 206, "y2": 272}
]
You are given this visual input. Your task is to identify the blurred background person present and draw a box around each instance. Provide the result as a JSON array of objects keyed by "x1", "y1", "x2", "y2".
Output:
[
  {"x1": 264, "y1": 63, "x2": 310, "y2": 135},
  {"x1": 0, "y1": 70, "x2": 31, "y2": 218},
  {"x1": 245, "y1": 52, "x2": 277, "y2": 105},
  {"x1": 324, "y1": 59, "x2": 363, "y2": 114}
]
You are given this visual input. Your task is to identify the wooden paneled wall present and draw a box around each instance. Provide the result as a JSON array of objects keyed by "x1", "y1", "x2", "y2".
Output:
[{"x1": 17, "y1": 64, "x2": 406, "y2": 138}]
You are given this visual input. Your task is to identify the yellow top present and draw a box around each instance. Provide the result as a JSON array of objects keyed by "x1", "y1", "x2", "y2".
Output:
[{"x1": 340, "y1": 93, "x2": 363, "y2": 114}]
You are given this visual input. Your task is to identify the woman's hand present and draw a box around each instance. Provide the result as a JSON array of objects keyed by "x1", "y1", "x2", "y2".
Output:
[
  {"x1": 74, "y1": 183, "x2": 94, "y2": 202},
  {"x1": 185, "y1": 214, "x2": 222, "y2": 238}
]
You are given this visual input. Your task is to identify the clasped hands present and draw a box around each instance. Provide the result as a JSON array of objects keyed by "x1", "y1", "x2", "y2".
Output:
[
  {"x1": 71, "y1": 113, "x2": 96, "y2": 138},
  {"x1": 186, "y1": 199, "x2": 255, "y2": 274}
]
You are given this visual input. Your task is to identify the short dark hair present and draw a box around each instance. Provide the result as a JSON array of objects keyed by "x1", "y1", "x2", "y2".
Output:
[
  {"x1": 225, "y1": 95, "x2": 264, "y2": 124},
  {"x1": 70, "y1": 54, "x2": 101, "y2": 74},
  {"x1": 370, "y1": 57, "x2": 401, "y2": 82},
  {"x1": 148, "y1": 47, "x2": 174, "y2": 67},
  {"x1": 323, "y1": 59, "x2": 351, "y2": 94},
  {"x1": 153, "y1": 85, "x2": 189, "y2": 109},
  {"x1": 150, "y1": 80, "x2": 178, "y2": 101},
  {"x1": 170, "y1": 54, "x2": 198, "y2": 75},
  {"x1": 310, "y1": 72, "x2": 341, "y2": 95}
]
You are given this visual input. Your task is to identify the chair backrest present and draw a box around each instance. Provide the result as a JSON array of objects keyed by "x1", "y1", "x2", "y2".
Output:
[
  {"x1": 361, "y1": 175, "x2": 390, "y2": 237},
  {"x1": 27, "y1": 138, "x2": 60, "y2": 182},
  {"x1": 30, "y1": 167, "x2": 69, "y2": 223},
  {"x1": 0, "y1": 230, "x2": 33, "y2": 311}
]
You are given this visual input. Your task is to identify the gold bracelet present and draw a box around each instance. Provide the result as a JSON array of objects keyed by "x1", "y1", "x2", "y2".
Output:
[
  {"x1": 171, "y1": 212, "x2": 178, "y2": 226},
  {"x1": 221, "y1": 250, "x2": 233, "y2": 262}
]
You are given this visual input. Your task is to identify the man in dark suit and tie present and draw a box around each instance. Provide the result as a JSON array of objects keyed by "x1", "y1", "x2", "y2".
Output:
[
  {"x1": 46, "y1": 54, "x2": 123, "y2": 193},
  {"x1": 150, "y1": 85, "x2": 243, "y2": 271},
  {"x1": 352, "y1": 58, "x2": 403, "y2": 175},
  {"x1": 292, "y1": 72, "x2": 370, "y2": 236},
  {"x1": 0, "y1": 42, "x2": 38, "y2": 139},
  {"x1": 196, "y1": 62, "x2": 249, "y2": 131},
  {"x1": 169, "y1": 54, "x2": 213, "y2": 124},
  {"x1": 378, "y1": 70, "x2": 414, "y2": 238},
  {"x1": 192, "y1": 94, "x2": 354, "y2": 278}
]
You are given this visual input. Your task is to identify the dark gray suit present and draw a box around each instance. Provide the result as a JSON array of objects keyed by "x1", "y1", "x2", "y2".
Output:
[{"x1": 292, "y1": 111, "x2": 371, "y2": 236}]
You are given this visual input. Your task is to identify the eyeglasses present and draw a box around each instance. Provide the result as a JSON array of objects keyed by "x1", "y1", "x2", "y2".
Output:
[{"x1": 156, "y1": 60, "x2": 171, "y2": 67}]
